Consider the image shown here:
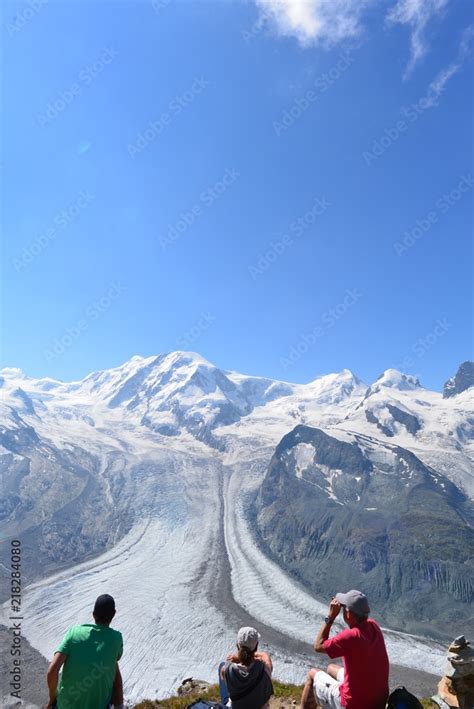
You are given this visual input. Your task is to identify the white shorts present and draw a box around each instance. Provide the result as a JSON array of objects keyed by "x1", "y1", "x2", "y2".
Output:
[{"x1": 313, "y1": 667, "x2": 344, "y2": 709}]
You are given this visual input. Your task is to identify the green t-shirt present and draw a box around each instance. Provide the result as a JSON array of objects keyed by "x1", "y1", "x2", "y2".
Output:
[{"x1": 56, "y1": 623, "x2": 123, "y2": 709}]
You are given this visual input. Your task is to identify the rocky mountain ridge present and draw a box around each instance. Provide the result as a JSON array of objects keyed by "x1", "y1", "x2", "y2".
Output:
[{"x1": 443, "y1": 360, "x2": 474, "y2": 398}]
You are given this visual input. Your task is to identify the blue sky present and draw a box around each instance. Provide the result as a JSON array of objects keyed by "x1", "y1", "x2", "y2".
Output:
[{"x1": 1, "y1": 0, "x2": 473, "y2": 390}]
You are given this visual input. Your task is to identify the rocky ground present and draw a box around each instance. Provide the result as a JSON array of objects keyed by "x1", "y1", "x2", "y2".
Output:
[{"x1": 0, "y1": 625, "x2": 49, "y2": 707}]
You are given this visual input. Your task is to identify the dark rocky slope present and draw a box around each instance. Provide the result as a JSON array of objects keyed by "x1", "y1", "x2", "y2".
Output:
[
  {"x1": 254, "y1": 425, "x2": 474, "y2": 640},
  {"x1": 443, "y1": 361, "x2": 474, "y2": 398},
  {"x1": 0, "y1": 412, "x2": 133, "y2": 599}
]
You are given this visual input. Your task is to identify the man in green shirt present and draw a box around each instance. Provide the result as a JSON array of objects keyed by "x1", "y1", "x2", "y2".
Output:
[{"x1": 46, "y1": 594, "x2": 124, "y2": 709}]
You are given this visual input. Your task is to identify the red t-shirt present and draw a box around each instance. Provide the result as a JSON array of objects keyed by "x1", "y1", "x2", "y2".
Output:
[{"x1": 323, "y1": 618, "x2": 389, "y2": 709}]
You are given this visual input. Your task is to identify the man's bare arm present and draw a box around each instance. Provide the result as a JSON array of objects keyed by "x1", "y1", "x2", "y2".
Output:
[
  {"x1": 46, "y1": 652, "x2": 66, "y2": 707},
  {"x1": 314, "y1": 599, "x2": 341, "y2": 653},
  {"x1": 111, "y1": 664, "x2": 124, "y2": 707}
]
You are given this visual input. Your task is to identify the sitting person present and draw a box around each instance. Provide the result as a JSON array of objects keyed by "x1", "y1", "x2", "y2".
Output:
[
  {"x1": 219, "y1": 626, "x2": 273, "y2": 708},
  {"x1": 301, "y1": 590, "x2": 389, "y2": 709},
  {"x1": 46, "y1": 593, "x2": 124, "y2": 709}
]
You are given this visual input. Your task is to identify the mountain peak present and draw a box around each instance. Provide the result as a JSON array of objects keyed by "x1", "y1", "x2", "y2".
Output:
[
  {"x1": 338, "y1": 367, "x2": 360, "y2": 381},
  {"x1": 162, "y1": 350, "x2": 215, "y2": 368},
  {"x1": 0, "y1": 366, "x2": 24, "y2": 380},
  {"x1": 304, "y1": 368, "x2": 365, "y2": 406},
  {"x1": 308, "y1": 368, "x2": 360, "y2": 385},
  {"x1": 373, "y1": 369, "x2": 421, "y2": 391},
  {"x1": 443, "y1": 361, "x2": 474, "y2": 398}
]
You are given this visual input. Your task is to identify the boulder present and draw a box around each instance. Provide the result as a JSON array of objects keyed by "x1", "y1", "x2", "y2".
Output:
[{"x1": 177, "y1": 677, "x2": 213, "y2": 696}]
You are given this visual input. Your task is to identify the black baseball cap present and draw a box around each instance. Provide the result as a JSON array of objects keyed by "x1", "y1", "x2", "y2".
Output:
[{"x1": 93, "y1": 594, "x2": 116, "y2": 619}]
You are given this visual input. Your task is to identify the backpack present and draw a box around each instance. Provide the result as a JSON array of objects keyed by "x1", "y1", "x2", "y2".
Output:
[
  {"x1": 387, "y1": 686, "x2": 423, "y2": 709},
  {"x1": 187, "y1": 702, "x2": 226, "y2": 709}
]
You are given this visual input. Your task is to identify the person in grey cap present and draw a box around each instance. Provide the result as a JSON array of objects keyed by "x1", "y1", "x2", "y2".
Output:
[
  {"x1": 300, "y1": 590, "x2": 389, "y2": 709},
  {"x1": 219, "y1": 626, "x2": 273, "y2": 708}
]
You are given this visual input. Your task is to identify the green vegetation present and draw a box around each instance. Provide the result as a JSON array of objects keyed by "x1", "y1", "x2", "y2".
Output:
[{"x1": 272, "y1": 679, "x2": 306, "y2": 699}]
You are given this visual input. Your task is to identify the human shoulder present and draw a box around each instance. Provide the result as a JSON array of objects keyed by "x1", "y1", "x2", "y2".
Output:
[
  {"x1": 362, "y1": 618, "x2": 384, "y2": 636},
  {"x1": 104, "y1": 626, "x2": 123, "y2": 653},
  {"x1": 225, "y1": 660, "x2": 246, "y2": 673},
  {"x1": 334, "y1": 626, "x2": 358, "y2": 640},
  {"x1": 106, "y1": 626, "x2": 123, "y2": 640},
  {"x1": 67, "y1": 623, "x2": 92, "y2": 638},
  {"x1": 57, "y1": 624, "x2": 90, "y2": 653},
  {"x1": 224, "y1": 659, "x2": 242, "y2": 681},
  {"x1": 323, "y1": 625, "x2": 358, "y2": 658},
  {"x1": 367, "y1": 618, "x2": 382, "y2": 630},
  {"x1": 334, "y1": 625, "x2": 360, "y2": 645},
  {"x1": 252, "y1": 658, "x2": 268, "y2": 672},
  {"x1": 224, "y1": 660, "x2": 258, "y2": 675}
]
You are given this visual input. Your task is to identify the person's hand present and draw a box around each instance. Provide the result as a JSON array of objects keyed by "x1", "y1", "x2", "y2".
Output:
[
  {"x1": 226, "y1": 652, "x2": 239, "y2": 663},
  {"x1": 327, "y1": 598, "x2": 342, "y2": 621}
]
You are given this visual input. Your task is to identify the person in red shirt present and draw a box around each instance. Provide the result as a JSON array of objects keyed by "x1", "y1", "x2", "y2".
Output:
[{"x1": 300, "y1": 590, "x2": 389, "y2": 709}]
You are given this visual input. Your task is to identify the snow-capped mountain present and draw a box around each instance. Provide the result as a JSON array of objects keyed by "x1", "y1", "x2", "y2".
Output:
[
  {"x1": 0, "y1": 353, "x2": 361, "y2": 446},
  {"x1": 339, "y1": 367, "x2": 474, "y2": 494},
  {"x1": 0, "y1": 354, "x2": 472, "y2": 703}
]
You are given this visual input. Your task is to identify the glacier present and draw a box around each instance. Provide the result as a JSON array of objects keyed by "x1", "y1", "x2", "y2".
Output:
[{"x1": 0, "y1": 352, "x2": 472, "y2": 703}]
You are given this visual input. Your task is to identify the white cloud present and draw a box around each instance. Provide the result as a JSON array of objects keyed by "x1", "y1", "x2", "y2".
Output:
[
  {"x1": 387, "y1": 0, "x2": 450, "y2": 76},
  {"x1": 422, "y1": 24, "x2": 474, "y2": 107},
  {"x1": 254, "y1": 0, "x2": 470, "y2": 90},
  {"x1": 255, "y1": 0, "x2": 371, "y2": 47}
]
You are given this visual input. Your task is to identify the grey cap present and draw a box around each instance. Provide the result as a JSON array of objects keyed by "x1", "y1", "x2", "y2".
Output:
[
  {"x1": 237, "y1": 626, "x2": 261, "y2": 651},
  {"x1": 335, "y1": 590, "x2": 370, "y2": 616}
]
